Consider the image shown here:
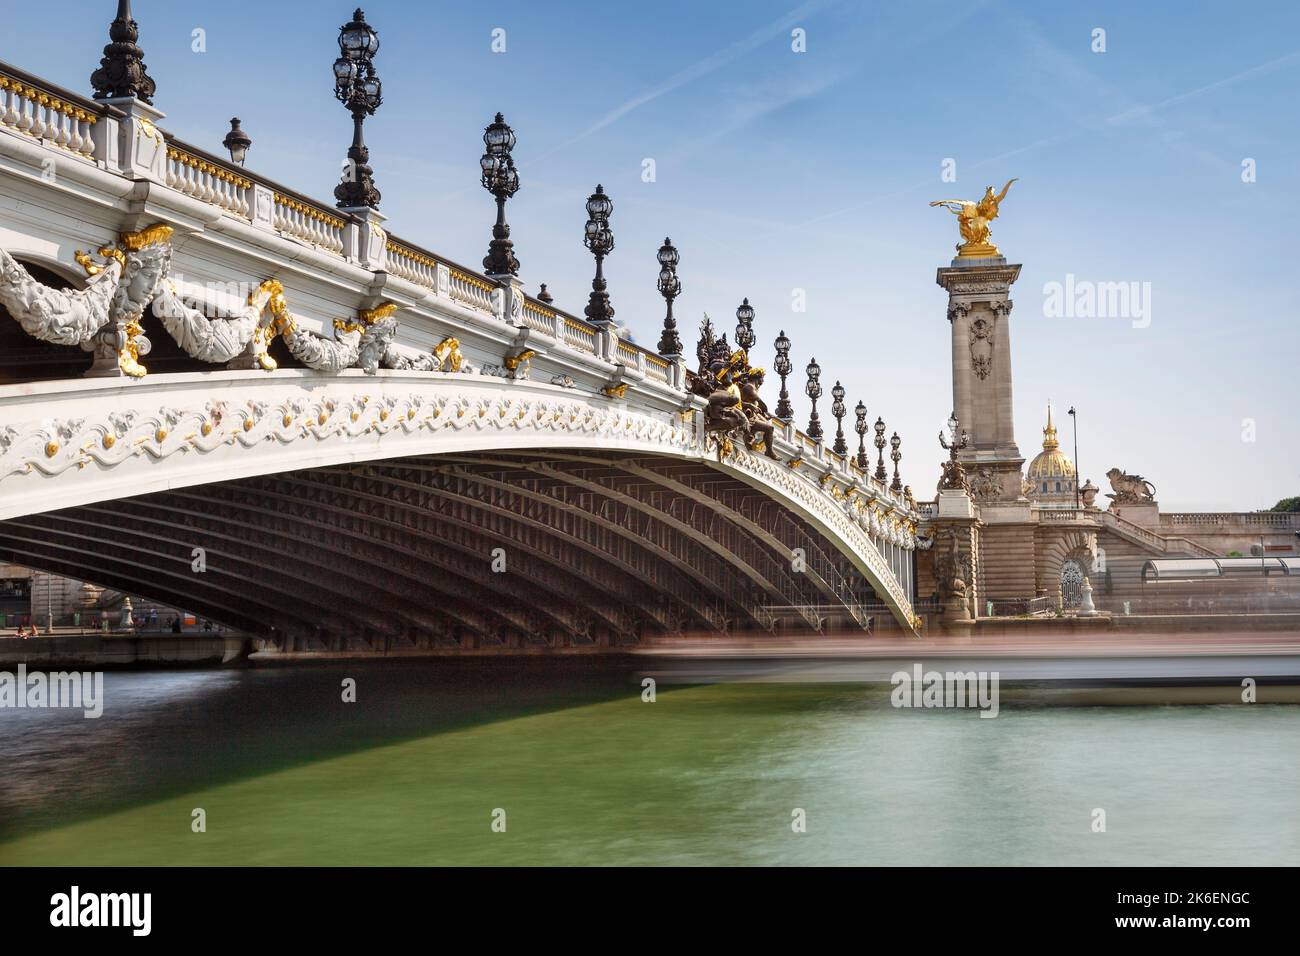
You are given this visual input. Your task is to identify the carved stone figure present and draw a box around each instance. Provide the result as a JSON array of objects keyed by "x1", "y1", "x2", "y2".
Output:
[
  {"x1": 970, "y1": 467, "x2": 1000, "y2": 501},
  {"x1": 739, "y1": 369, "x2": 778, "y2": 460},
  {"x1": 1105, "y1": 467, "x2": 1156, "y2": 504},
  {"x1": 1, "y1": 225, "x2": 432, "y2": 379},
  {"x1": 969, "y1": 316, "x2": 993, "y2": 380}
]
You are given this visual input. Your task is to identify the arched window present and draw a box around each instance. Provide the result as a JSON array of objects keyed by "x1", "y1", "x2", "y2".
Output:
[{"x1": 1056, "y1": 481, "x2": 1062, "y2": 492}]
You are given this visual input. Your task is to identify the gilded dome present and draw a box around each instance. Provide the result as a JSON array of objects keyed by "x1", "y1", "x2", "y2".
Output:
[{"x1": 1027, "y1": 404, "x2": 1076, "y2": 481}]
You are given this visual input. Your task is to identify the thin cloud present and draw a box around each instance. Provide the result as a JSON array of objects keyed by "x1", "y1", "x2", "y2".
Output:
[{"x1": 524, "y1": 0, "x2": 833, "y2": 165}]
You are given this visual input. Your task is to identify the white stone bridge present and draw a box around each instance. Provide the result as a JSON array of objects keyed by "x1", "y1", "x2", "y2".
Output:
[{"x1": 0, "y1": 55, "x2": 920, "y2": 649}]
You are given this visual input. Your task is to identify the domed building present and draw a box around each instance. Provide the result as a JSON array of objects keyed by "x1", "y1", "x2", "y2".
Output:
[{"x1": 1027, "y1": 404, "x2": 1076, "y2": 506}]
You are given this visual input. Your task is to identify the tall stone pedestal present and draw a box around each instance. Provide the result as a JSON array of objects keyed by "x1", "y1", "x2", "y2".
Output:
[
  {"x1": 930, "y1": 490, "x2": 979, "y2": 635},
  {"x1": 936, "y1": 257, "x2": 1024, "y2": 502}
]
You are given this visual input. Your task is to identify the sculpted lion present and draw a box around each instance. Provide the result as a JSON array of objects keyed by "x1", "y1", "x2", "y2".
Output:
[{"x1": 1106, "y1": 467, "x2": 1156, "y2": 503}]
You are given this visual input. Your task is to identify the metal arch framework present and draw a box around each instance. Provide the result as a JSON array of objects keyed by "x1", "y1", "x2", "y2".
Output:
[{"x1": 0, "y1": 373, "x2": 921, "y2": 641}]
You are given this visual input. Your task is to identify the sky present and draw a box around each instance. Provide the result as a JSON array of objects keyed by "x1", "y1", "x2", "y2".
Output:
[{"x1": 4, "y1": 0, "x2": 1298, "y2": 510}]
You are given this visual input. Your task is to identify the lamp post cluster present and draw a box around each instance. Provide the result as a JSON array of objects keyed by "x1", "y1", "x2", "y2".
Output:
[
  {"x1": 90, "y1": 3, "x2": 913, "y2": 498},
  {"x1": 831, "y1": 381, "x2": 847, "y2": 455},
  {"x1": 582, "y1": 185, "x2": 616, "y2": 327},
  {"x1": 773, "y1": 331, "x2": 793, "y2": 422},
  {"x1": 480, "y1": 112, "x2": 521, "y2": 276},
  {"x1": 854, "y1": 401, "x2": 869, "y2": 468},
  {"x1": 805, "y1": 357, "x2": 823, "y2": 441},
  {"x1": 656, "y1": 238, "x2": 682, "y2": 357},
  {"x1": 332, "y1": 8, "x2": 383, "y2": 210}
]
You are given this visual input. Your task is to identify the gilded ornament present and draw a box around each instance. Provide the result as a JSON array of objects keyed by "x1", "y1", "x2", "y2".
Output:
[{"x1": 930, "y1": 179, "x2": 1017, "y2": 258}]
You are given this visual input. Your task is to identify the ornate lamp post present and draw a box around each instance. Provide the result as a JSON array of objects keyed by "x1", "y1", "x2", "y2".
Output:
[
  {"x1": 656, "y1": 237, "x2": 682, "y2": 357},
  {"x1": 734, "y1": 298, "x2": 756, "y2": 357},
  {"x1": 332, "y1": 8, "x2": 383, "y2": 210},
  {"x1": 773, "y1": 330, "x2": 793, "y2": 422},
  {"x1": 854, "y1": 401, "x2": 869, "y2": 468},
  {"x1": 890, "y1": 432, "x2": 903, "y2": 493},
  {"x1": 939, "y1": 412, "x2": 970, "y2": 491},
  {"x1": 1067, "y1": 405, "x2": 1080, "y2": 510},
  {"x1": 91, "y1": 0, "x2": 156, "y2": 103},
  {"x1": 222, "y1": 118, "x2": 251, "y2": 166},
  {"x1": 830, "y1": 381, "x2": 847, "y2": 455},
  {"x1": 583, "y1": 184, "x2": 615, "y2": 327},
  {"x1": 873, "y1": 417, "x2": 888, "y2": 481},
  {"x1": 480, "y1": 112, "x2": 520, "y2": 276},
  {"x1": 805, "y1": 357, "x2": 823, "y2": 440}
]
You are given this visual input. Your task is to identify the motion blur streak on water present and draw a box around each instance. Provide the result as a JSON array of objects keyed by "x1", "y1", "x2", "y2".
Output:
[{"x1": 0, "y1": 660, "x2": 1297, "y2": 865}]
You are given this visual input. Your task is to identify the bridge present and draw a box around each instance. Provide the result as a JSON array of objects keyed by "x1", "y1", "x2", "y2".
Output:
[{"x1": 0, "y1": 36, "x2": 922, "y2": 650}]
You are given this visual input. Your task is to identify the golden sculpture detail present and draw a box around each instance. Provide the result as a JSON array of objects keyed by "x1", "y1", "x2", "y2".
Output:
[
  {"x1": 930, "y1": 179, "x2": 1017, "y2": 258},
  {"x1": 120, "y1": 223, "x2": 174, "y2": 251},
  {"x1": 118, "y1": 319, "x2": 148, "y2": 378},
  {"x1": 431, "y1": 337, "x2": 464, "y2": 373}
]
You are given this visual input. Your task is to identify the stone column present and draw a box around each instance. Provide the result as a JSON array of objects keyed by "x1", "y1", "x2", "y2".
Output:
[{"x1": 936, "y1": 257, "x2": 1024, "y2": 501}]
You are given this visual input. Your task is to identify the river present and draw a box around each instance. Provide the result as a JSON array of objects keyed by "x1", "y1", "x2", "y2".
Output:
[{"x1": 0, "y1": 659, "x2": 1296, "y2": 865}]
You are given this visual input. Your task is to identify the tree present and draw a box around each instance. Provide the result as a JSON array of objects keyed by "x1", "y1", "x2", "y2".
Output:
[{"x1": 1269, "y1": 497, "x2": 1300, "y2": 513}]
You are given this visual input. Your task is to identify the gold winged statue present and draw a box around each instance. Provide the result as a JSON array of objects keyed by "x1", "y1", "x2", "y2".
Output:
[{"x1": 930, "y1": 178, "x2": 1017, "y2": 258}]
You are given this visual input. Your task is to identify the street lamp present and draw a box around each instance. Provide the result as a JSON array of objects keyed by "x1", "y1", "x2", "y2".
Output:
[
  {"x1": 583, "y1": 184, "x2": 615, "y2": 327},
  {"x1": 890, "y1": 432, "x2": 903, "y2": 493},
  {"x1": 222, "y1": 117, "x2": 251, "y2": 166},
  {"x1": 873, "y1": 417, "x2": 888, "y2": 482},
  {"x1": 854, "y1": 400, "x2": 869, "y2": 468},
  {"x1": 1067, "y1": 406, "x2": 1080, "y2": 511},
  {"x1": 805, "y1": 357, "x2": 823, "y2": 440},
  {"x1": 734, "y1": 298, "x2": 756, "y2": 356},
  {"x1": 773, "y1": 330, "x2": 793, "y2": 422},
  {"x1": 831, "y1": 381, "x2": 847, "y2": 455},
  {"x1": 332, "y1": 8, "x2": 383, "y2": 210},
  {"x1": 480, "y1": 112, "x2": 520, "y2": 276},
  {"x1": 656, "y1": 237, "x2": 682, "y2": 357}
]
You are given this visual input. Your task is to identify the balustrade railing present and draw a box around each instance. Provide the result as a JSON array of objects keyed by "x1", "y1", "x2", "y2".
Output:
[
  {"x1": 385, "y1": 238, "x2": 439, "y2": 291},
  {"x1": 272, "y1": 193, "x2": 346, "y2": 254},
  {"x1": 166, "y1": 142, "x2": 251, "y2": 218},
  {"x1": 521, "y1": 297, "x2": 559, "y2": 336},
  {"x1": 0, "y1": 68, "x2": 100, "y2": 160},
  {"x1": 1162, "y1": 512, "x2": 1300, "y2": 528},
  {"x1": 562, "y1": 317, "x2": 597, "y2": 354},
  {"x1": 644, "y1": 353, "x2": 670, "y2": 383},
  {"x1": 446, "y1": 266, "x2": 496, "y2": 315}
]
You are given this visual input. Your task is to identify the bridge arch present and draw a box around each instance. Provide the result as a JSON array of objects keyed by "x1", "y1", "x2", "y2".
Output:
[{"x1": 0, "y1": 369, "x2": 920, "y2": 643}]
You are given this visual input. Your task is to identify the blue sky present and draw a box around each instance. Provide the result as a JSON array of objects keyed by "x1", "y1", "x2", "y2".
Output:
[{"x1": 6, "y1": 1, "x2": 1298, "y2": 509}]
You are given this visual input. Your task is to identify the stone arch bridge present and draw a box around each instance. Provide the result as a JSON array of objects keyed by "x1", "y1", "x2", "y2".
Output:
[{"x1": 0, "y1": 57, "x2": 920, "y2": 649}]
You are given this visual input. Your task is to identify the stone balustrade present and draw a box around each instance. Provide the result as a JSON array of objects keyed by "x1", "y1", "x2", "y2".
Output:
[
  {"x1": 385, "y1": 240, "x2": 438, "y2": 290},
  {"x1": 446, "y1": 267, "x2": 495, "y2": 315},
  {"x1": 166, "y1": 143, "x2": 251, "y2": 218},
  {"x1": 271, "y1": 193, "x2": 346, "y2": 255},
  {"x1": 1162, "y1": 512, "x2": 1300, "y2": 528},
  {"x1": 520, "y1": 297, "x2": 559, "y2": 336},
  {"x1": 561, "y1": 317, "x2": 598, "y2": 354},
  {"x1": 0, "y1": 69, "x2": 99, "y2": 160}
]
